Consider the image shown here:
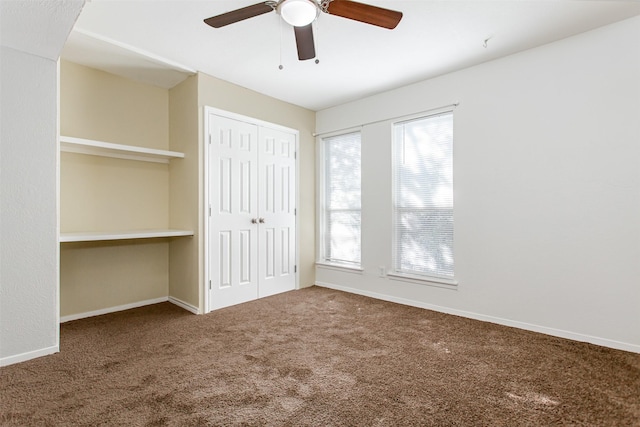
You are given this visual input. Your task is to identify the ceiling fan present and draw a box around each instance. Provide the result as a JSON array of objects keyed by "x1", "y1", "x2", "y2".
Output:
[{"x1": 203, "y1": 0, "x2": 403, "y2": 61}]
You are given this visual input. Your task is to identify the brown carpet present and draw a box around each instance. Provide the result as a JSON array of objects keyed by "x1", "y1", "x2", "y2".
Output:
[{"x1": 1, "y1": 286, "x2": 639, "y2": 426}]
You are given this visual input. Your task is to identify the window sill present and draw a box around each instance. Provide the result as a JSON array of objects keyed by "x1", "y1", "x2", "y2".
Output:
[
  {"x1": 316, "y1": 262, "x2": 364, "y2": 274},
  {"x1": 387, "y1": 272, "x2": 458, "y2": 289}
]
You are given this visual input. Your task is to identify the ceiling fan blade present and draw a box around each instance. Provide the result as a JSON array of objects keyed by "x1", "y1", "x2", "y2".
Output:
[
  {"x1": 294, "y1": 24, "x2": 316, "y2": 61},
  {"x1": 204, "y1": 2, "x2": 275, "y2": 28},
  {"x1": 325, "y1": 0, "x2": 402, "y2": 29}
]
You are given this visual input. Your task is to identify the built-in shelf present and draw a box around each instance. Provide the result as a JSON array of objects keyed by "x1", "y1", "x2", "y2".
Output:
[
  {"x1": 60, "y1": 136, "x2": 185, "y2": 163},
  {"x1": 60, "y1": 229, "x2": 194, "y2": 243},
  {"x1": 62, "y1": 28, "x2": 196, "y2": 90}
]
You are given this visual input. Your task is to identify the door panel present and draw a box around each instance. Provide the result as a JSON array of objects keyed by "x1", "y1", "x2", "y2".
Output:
[
  {"x1": 209, "y1": 115, "x2": 259, "y2": 310},
  {"x1": 258, "y1": 127, "x2": 296, "y2": 298}
]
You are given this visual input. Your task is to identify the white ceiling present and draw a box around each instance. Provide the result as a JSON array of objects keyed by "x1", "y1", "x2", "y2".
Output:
[
  {"x1": 1, "y1": 0, "x2": 84, "y2": 60},
  {"x1": 61, "y1": 0, "x2": 640, "y2": 111}
]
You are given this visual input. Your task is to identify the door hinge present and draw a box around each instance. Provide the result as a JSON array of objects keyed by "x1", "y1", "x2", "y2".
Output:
[
  {"x1": 294, "y1": 208, "x2": 296, "y2": 216},
  {"x1": 294, "y1": 265, "x2": 297, "y2": 273},
  {"x1": 209, "y1": 134, "x2": 212, "y2": 144},
  {"x1": 294, "y1": 151, "x2": 297, "y2": 159},
  {"x1": 209, "y1": 280, "x2": 212, "y2": 290},
  {"x1": 209, "y1": 205, "x2": 212, "y2": 216}
]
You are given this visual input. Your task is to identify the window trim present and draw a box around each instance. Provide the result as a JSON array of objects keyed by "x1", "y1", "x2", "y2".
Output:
[
  {"x1": 387, "y1": 271, "x2": 458, "y2": 289},
  {"x1": 391, "y1": 110, "x2": 455, "y2": 281},
  {"x1": 316, "y1": 129, "x2": 362, "y2": 267},
  {"x1": 316, "y1": 261, "x2": 364, "y2": 274}
]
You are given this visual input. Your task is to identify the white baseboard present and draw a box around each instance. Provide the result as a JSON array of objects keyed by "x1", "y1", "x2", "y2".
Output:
[
  {"x1": 59, "y1": 297, "x2": 169, "y2": 323},
  {"x1": 316, "y1": 281, "x2": 640, "y2": 354},
  {"x1": 4, "y1": 298, "x2": 199, "y2": 366},
  {"x1": 0, "y1": 345, "x2": 59, "y2": 367},
  {"x1": 168, "y1": 296, "x2": 200, "y2": 314}
]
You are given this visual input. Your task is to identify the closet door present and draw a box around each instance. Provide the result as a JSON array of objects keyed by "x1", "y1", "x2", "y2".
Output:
[
  {"x1": 208, "y1": 111, "x2": 297, "y2": 311},
  {"x1": 209, "y1": 115, "x2": 259, "y2": 310},
  {"x1": 257, "y1": 127, "x2": 297, "y2": 298}
]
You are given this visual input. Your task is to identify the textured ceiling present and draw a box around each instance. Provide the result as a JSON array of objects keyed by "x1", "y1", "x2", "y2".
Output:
[
  {"x1": 1, "y1": 0, "x2": 84, "y2": 60},
  {"x1": 62, "y1": 0, "x2": 640, "y2": 111}
]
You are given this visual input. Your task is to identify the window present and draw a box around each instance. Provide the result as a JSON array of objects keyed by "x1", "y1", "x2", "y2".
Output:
[
  {"x1": 320, "y1": 132, "x2": 361, "y2": 266},
  {"x1": 392, "y1": 112, "x2": 454, "y2": 279}
]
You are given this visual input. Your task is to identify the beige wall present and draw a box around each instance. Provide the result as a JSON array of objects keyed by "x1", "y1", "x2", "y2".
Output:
[
  {"x1": 59, "y1": 61, "x2": 316, "y2": 317},
  {"x1": 168, "y1": 75, "x2": 200, "y2": 308},
  {"x1": 60, "y1": 153, "x2": 169, "y2": 232},
  {"x1": 60, "y1": 241, "x2": 169, "y2": 316},
  {"x1": 167, "y1": 72, "x2": 317, "y2": 313},
  {"x1": 60, "y1": 60, "x2": 169, "y2": 149},
  {"x1": 197, "y1": 73, "x2": 317, "y2": 294},
  {"x1": 59, "y1": 61, "x2": 171, "y2": 318}
]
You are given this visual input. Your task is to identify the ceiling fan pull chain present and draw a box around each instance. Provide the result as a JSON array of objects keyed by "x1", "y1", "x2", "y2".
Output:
[
  {"x1": 278, "y1": 13, "x2": 284, "y2": 69},
  {"x1": 313, "y1": 20, "x2": 320, "y2": 64}
]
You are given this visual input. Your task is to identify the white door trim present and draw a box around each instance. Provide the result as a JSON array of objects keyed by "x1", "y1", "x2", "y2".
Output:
[{"x1": 203, "y1": 106, "x2": 300, "y2": 314}]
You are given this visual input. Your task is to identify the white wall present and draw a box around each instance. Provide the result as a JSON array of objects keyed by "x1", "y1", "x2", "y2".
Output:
[
  {"x1": 0, "y1": 46, "x2": 61, "y2": 365},
  {"x1": 0, "y1": 1, "x2": 84, "y2": 365},
  {"x1": 315, "y1": 16, "x2": 640, "y2": 352}
]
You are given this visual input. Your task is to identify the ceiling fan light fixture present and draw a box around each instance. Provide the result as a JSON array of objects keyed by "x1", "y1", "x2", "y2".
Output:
[{"x1": 278, "y1": 0, "x2": 318, "y2": 27}]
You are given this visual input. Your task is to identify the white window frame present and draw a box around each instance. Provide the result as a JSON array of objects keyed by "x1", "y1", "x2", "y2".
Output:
[
  {"x1": 316, "y1": 130, "x2": 362, "y2": 271},
  {"x1": 389, "y1": 111, "x2": 457, "y2": 287}
]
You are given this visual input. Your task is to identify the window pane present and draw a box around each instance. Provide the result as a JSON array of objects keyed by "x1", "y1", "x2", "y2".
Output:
[
  {"x1": 326, "y1": 134, "x2": 361, "y2": 210},
  {"x1": 322, "y1": 132, "x2": 361, "y2": 265},
  {"x1": 393, "y1": 113, "x2": 453, "y2": 278},
  {"x1": 327, "y1": 210, "x2": 361, "y2": 264},
  {"x1": 396, "y1": 208, "x2": 453, "y2": 277}
]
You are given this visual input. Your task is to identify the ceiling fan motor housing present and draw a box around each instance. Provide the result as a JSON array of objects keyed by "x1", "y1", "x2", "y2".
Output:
[{"x1": 277, "y1": 0, "x2": 320, "y2": 27}]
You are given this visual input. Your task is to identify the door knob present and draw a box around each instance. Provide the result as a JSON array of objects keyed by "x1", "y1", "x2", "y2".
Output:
[
  {"x1": 259, "y1": 218, "x2": 265, "y2": 223},
  {"x1": 251, "y1": 218, "x2": 258, "y2": 224}
]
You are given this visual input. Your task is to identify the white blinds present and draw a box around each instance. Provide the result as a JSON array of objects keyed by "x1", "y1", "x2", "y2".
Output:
[
  {"x1": 323, "y1": 132, "x2": 361, "y2": 265},
  {"x1": 393, "y1": 112, "x2": 454, "y2": 278}
]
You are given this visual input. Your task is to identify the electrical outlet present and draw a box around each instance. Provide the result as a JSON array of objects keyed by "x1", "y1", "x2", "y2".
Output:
[{"x1": 379, "y1": 266, "x2": 386, "y2": 277}]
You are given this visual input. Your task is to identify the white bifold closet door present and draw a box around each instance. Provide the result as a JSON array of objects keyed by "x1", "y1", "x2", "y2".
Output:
[{"x1": 209, "y1": 113, "x2": 296, "y2": 311}]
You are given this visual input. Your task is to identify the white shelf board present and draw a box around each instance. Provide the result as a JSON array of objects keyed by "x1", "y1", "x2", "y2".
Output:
[
  {"x1": 60, "y1": 136, "x2": 184, "y2": 163},
  {"x1": 60, "y1": 229, "x2": 194, "y2": 243}
]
